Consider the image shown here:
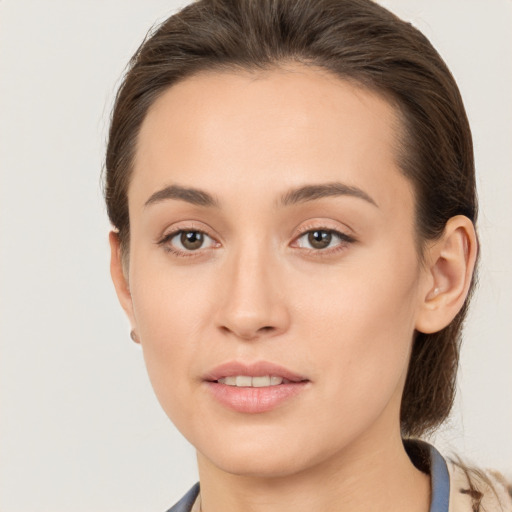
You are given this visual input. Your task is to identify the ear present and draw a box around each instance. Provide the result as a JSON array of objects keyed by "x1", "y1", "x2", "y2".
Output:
[
  {"x1": 415, "y1": 215, "x2": 478, "y2": 334},
  {"x1": 109, "y1": 231, "x2": 138, "y2": 338}
]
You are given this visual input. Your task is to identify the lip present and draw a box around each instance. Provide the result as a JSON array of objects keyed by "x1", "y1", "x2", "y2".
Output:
[{"x1": 203, "y1": 360, "x2": 310, "y2": 414}]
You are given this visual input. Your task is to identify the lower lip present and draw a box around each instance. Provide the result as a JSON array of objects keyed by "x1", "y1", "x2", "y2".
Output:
[{"x1": 204, "y1": 381, "x2": 309, "y2": 413}]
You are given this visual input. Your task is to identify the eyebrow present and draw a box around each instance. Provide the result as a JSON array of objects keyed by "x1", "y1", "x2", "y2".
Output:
[
  {"x1": 144, "y1": 184, "x2": 220, "y2": 209},
  {"x1": 278, "y1": 182, "x2": 378, "y2": 208},
  {"x1": 144, "y1": 182, "x2": 378, "y2": 209}
]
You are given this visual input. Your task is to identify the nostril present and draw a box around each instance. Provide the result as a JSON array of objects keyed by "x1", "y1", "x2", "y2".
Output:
[{"x1": 219, "y1": 324, "x2": 276, "y2": 341}]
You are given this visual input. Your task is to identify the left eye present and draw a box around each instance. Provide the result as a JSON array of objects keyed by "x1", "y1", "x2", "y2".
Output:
[
  {"x1": 166, "y1": 230, "x2": 216, "y2": 251},
  {"x1": 295, "y1": 229, "x2": 351, "y2": 250}
]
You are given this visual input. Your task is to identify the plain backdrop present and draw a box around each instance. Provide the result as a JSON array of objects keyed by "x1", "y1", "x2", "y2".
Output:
[{"x1": 0, "y1": 1, "x2": 511, "y2": 511}]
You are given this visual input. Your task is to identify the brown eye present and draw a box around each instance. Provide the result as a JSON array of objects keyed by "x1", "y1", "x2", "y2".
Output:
[
  {"x1": 295, "y1": 228, "x2": 354, "y2": 252},
  {"x1": 307, "y1": 230, "x2": 332, "y2": 249},
  {"x1": 160, "y1": 229, "x2": 217, "y2": 255},
  {"x1": 180, "y1": 231, "x2": 204, "y2": 250}
]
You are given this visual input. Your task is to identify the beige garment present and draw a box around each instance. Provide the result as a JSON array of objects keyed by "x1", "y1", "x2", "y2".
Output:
[{"x1": 448, "y1": 461, "x2": 512, "y2": 512}]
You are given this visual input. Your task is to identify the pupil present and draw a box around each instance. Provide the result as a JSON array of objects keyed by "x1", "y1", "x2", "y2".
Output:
[
  {"x1": 309, "y1": 230, "x2": 331, "y2": 249},
  {"x1": 181, "y1": 231, "x2": 203, "y2": 250}
]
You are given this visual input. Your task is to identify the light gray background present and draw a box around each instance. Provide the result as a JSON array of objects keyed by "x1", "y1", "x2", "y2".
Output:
[{"x1": 0, "y1": 1, "x2": 510, "y2": 511}]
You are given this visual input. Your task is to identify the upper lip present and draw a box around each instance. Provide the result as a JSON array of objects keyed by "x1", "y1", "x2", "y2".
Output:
[{"x1": 204, "y1": 361, "x2": 308, "y2": 383}]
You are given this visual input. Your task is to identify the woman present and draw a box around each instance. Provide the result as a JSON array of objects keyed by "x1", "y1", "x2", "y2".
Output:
[{"x1": 105, "y1": 0, "x2": 511, "y2": 511}]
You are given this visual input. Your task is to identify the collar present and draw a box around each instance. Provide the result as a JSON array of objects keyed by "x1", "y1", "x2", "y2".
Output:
[
  {"x1": 427, "y1": 442, "x2": 451, "y2": 512},
  {"x1": 403, "y1": 439, "x2": 450, "y2": 512}
]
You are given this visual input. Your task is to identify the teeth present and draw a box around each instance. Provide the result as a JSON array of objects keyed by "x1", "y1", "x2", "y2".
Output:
[
  {"x1": 217, "y1": 375, "x2": 284, "y2": 387},
  {"x1": 236, "y1": 375, "x2": 252, "y2": 387},
  {"x1": 252, "y1": 376, "x2": 270, "y2": 387}
]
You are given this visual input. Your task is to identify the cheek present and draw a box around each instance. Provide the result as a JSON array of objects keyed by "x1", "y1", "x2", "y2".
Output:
[
  {"x1": 129, "y1": 245, "x2": 216, "y2": 340},
  {"x1": 294, "y1": 248, "x2": 421, "y2": 410},
  {"x1": 128, "y1": 261, "x2": 213, "y2": 421}
]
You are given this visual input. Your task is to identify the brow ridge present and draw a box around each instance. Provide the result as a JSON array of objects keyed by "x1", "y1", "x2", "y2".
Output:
[
  {"x1": 144, "y1": 181, "x2": 377, "y2": 209},
  {"x1": 144, "y1": 184, "x2": 219, "y2": 208},
  {"x1": 278, "y1": 182, "x2": 378, "y2": 208}
]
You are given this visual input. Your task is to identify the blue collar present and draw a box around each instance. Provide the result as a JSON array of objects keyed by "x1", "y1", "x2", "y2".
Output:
[
  {"x1": 428, "y1": 443, "x2": 451, "y2": 512},
  {"x1": 404, "y1": 439, "x2": 451, "y2": 512}
]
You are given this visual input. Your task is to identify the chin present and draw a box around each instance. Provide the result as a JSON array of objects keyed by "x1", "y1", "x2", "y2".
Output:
[
  {"x1": 206, "y1": 450, "x2": 309, "y2": 479},
  {"x1": 195, "y1": 428, "x2": 329, "y2": 479}
]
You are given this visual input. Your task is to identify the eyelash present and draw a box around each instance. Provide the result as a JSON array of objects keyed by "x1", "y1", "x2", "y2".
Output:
[
  {"x1": 157, "y1": 226, "x2": 355, "y2": 259},
  {"x1": 292, "y1": 227, "x2": 355, "y2": 256}
]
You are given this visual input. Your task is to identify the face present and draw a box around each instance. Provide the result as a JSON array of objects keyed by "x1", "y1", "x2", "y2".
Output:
[{"x1": 116, "y1": 65, "x2": 430, "y2": 478}]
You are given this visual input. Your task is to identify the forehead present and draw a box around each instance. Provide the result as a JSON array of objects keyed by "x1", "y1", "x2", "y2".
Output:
[{"x1": 132, "y1": 64, "x2": 411, "y2": 214}]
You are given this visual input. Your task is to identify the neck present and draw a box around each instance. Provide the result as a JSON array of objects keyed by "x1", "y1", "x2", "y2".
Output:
[{"x1": 196, "y1": 430, "x2": 430, "y2": 512}]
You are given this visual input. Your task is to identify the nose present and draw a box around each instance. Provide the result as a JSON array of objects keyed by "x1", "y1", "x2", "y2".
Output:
[{"x1": 215, "y1": 245, "x2": 290, "y2": 341}]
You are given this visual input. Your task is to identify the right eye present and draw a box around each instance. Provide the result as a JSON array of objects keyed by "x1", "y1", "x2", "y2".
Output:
[{"x1": 159, "y1": 229, "x2": 218, "y2": 256}]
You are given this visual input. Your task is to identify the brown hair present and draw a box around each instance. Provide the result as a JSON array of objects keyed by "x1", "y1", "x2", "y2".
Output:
[{"x1": 104, "y1": 0, "x2": 478, "y2": 438}]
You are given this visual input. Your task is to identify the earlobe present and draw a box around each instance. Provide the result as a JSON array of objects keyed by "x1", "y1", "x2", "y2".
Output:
[
  {"x1": 415, "y1": 215, "x2": 478, "y2": 334},
  {"x1": 109, "y1": 231, "x2": 137, "y2": 332}
]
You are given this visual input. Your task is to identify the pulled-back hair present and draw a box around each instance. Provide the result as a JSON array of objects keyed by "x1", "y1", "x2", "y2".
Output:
[{"x1": 105, "y1": 0, "x2": 478, "y2": 437}]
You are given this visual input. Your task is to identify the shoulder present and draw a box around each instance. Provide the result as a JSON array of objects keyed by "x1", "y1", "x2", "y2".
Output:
[{"x1": 447, "y1": 460, "x2": 512, "y2": 512}]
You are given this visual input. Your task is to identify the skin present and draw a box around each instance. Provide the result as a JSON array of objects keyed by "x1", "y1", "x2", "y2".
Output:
[{"x1": 110, "y1": 64, "x2": 477, "y2": 512}]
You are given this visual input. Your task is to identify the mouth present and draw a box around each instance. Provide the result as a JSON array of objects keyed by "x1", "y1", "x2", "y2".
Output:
[
  {"x1": 216, "y1": 375, "x2": 293, "y2": 387},
  {"x1": 204, "y1": 360, "x2": 308, "y2": 385},
  {"x1": 203, "y1": 361, "x2": 310, "y2": 413}
]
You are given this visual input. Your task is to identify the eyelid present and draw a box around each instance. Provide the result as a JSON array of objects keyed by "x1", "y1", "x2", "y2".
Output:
[
  {"x1": 293, "y1": 229, "x2": 354, "y2": 246},
  {"x1": 158, "y1": 220, "x2": 217, "y2": 241},
  {"x1": 291, "y1": 220, "x2": 355, "y2": 241}
]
